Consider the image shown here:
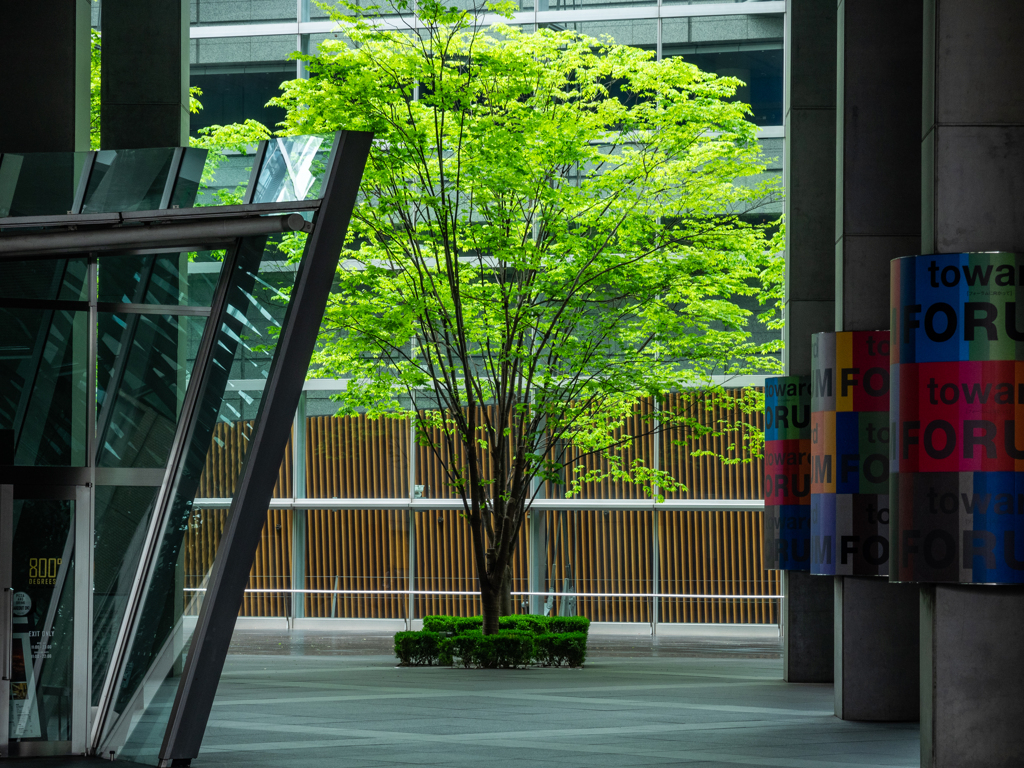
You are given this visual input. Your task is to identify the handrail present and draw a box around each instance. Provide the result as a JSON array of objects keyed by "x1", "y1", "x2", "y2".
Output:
[
  {"x1": 183, "y1": 587, "x2": 779, "y2": 600},
  {"x1": 190, "y1": 497, "x2": 765, "y2": 512}
]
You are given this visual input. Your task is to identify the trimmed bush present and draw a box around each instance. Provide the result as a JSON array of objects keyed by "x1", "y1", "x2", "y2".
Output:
[
  {"x1": 475, "y1": 630, "x2": 535, "y2": 669},
  {"x1": 423, "y1": 616, "x2": 484, "y2": 636},
  {"x1": 535, "y1": 632, "x2": 588, "y2": 667},
  {"x1": 546, "y1": 616, "x2": 591, "y2": 635},
  {"x1": 394, "y1": 630, "x2": 442, "y2": 665},
  {"x1": 421, "y1": 614, "x2": 590, "y2": 637},
  {"x1": 399, "y1": 617, "x2": 589, "y2": 668}
]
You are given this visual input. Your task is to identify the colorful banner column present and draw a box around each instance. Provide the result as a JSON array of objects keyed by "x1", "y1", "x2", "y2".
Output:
[
  {"x1": 891, "y1": 252, "x2": 1024, "y2": 583},
  {"x1": 810, "y1": 331, "x2": 891, "y2": 576},
  {"x1": 763, "y1": 376, "x2": 812, "y2": 570}
]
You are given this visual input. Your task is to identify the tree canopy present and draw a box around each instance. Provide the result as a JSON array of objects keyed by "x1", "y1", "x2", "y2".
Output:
[{"x1": 260, "y1": 2, "x2": 783, "y2": 629}]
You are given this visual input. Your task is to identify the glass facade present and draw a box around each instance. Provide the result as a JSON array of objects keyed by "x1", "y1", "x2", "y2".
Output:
[{"x1": 0, "y1": 132, "x2": 365, "y2": 763}]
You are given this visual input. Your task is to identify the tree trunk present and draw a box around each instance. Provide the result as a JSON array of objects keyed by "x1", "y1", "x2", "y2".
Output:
[
  {"x1": 482, "y1": 588, "x2": 501, "y2": 635},
  {"x1": 482, "y1": 565, "x2": 515, "y2": 634},
  {"x1": 499, "y1": 564, "x2": 513, "y2": 616}
]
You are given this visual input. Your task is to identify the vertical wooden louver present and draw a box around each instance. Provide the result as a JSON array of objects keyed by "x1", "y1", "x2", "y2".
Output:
[{"x1": 183, "y1": 389, "x2": 778, "y2": 623}]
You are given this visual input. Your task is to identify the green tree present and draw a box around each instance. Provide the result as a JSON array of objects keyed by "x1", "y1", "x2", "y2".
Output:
[{"x1": 283, "y1": 1, "x2": 782, "y2": 631}]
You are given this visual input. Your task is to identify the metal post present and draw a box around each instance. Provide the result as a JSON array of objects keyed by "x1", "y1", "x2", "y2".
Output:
[
  {"x1": 529, "y1": 474, "x2": 545, "y2": 615},
  {"x1": 0, "y1": 484, "x2": 13, "y2": 757},
  {"x1": 651, "y1": 397, "x2": 660, "y2": 635},
  {"x1": 407, "y1": 415, "x2": 416, "y2": 630},
  {"x1": 72, "y1": 484, "x2": 92, "y2": 753},
  {"x1": 291, "y1": 393, "x2": 307, "y2": 621}
]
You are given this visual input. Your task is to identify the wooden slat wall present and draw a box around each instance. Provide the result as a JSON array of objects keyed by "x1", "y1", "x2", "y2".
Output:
[
  {"x1": 182, "y1": 421, "x2": 293, "y2": 616},
  {"x1": 304, "y1": 416, "x2": 409, "y2": 618},
  {"x1": 185, "y1": 390, "x2": 778, "y2": 623}
]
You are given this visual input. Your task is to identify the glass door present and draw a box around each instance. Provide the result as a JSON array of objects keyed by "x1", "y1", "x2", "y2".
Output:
[{"x1": 2, "y1": 484, "x2": 89, "y2": 757}]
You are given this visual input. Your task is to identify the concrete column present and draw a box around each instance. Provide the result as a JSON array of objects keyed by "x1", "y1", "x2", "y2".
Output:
[
  {"x1": 782, "y1": 570, "x2": 833, "y2": 682},
  {"x1": 834, "y1": 577, "x2": 919, "y2": 720},
  {"x1": 782, "y1": 0, "x2": 836, "y2": 683},
  {"x1": 101, "y1": 0, "x2": 190, "y2": 149},
  {"x1": 920, "y1": 2, "x2": 1024, "y2": 765},
  {"x1": 832, "y1": 0, "x2": 922, "y2": 722},
  {"x1": 0, "y1": 2, "x2": 91, "y2": 152}
]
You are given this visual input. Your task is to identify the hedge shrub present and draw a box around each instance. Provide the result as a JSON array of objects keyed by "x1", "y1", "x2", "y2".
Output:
[
  {"x1": 396, "y1": 617, "x2": 589, "y2": 668},
  {"x1": 394, "y1": 630, "x2": 442, "y2": 665},
  {"x1": 421, "y1": 614, "x2": 590, "y2": 638},
  {"x1": 535, "y1": 632, "x2": 588, "y2": 667}
]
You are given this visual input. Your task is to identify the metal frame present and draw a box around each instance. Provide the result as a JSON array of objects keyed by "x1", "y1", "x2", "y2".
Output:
[
  {"x1": 0, "y1": 484, "x2": 12, "y2": 758},
  {"x1": 157, "y1": 130, "x2": 372, "y2": 765},
  {"x1": 187, "y1": 1, "x2": 785, "y2": 39}
]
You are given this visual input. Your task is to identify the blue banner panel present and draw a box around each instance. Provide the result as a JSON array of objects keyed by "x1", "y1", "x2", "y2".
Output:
[
  {"x1": 810, "y1": 331, "x2": 891, "y2": 576},
  {"x1": 891, "y1": 252, "x2": 1024, "y2": 583},
  {"x1": 763, "y1": 376, "x2": 811, "y2": 570}
]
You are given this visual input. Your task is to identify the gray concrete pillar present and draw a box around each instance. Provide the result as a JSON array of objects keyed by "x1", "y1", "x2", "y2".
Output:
[
  {"x1": 832, "y1": 0, "x2": 922, "y2": 722},
  {"x1": 101, "y1": 0, "x2": 190, "y2": 149},
  {"x1": 920, "y1": 2, "x2": 1024, "y2": 765},
  {"x1": 782, "y1": 0, "x2": 836, "y2": 683},
  {"x1": 834, "y1": 577, "x2": 919, "y2": 720},
  {"x1": 921, "y1": 586, "x2": 1024, "y2": 767},
  {"x1": 0, "y1": 2, "x2": 92, "y2": 152},
  {"x1": 783, "y1": 570, "x2": 833, "y2": 682}
]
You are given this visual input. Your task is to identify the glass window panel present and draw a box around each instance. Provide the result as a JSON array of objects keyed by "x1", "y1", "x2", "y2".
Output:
[
  {"x1": 252, "y1": 135, "x2": 333, "y2": 203},
  {"x1": 169, "y1": 147, "x2": 209, "y2": 208},
  {"x1": 191, "y1": 0, "x2": 296, "y2": 25},
  {"x1": 193, "y1": 35, "x2": 296, "y2": 65},
  {"x1": 0, "y1": 258, "x2": 88, "y2": 301},
  {"x1": 96, "y1": 312, "x2": 207, "y2": 468},
  {"x1": 81, "y1": 148, "x2": 177, "y2": 214},
  {"x1": 665, "y1": 45, "x2": 783, "y2": 126},
  {"x1": 9, "y1": 499, "x2": 76, "y2": 745},
  {"x1": 98, "y1": 253, "x2": 220, "y2": 307},
  {"x1": 91, "y1": 485, "x2": 161, "y2": 705},
  {"x1": 0, "y1": 151, "x2": 87, "y2": 218},
  {"x1": 0, "y1": 308, "x2": 88, "y2": 466},
  {"x1": 189, "y1": 65, "x2": 291, "y2": 138},
  {"x1": 195, "y1": 150, "x2": 260, "y2": 207},
  {"x1": 106, "y1": 234, "x2": 300, "y2": 763}
]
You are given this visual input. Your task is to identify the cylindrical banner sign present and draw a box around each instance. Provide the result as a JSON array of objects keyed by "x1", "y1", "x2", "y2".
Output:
[
  {"x1": 892, "y1": 252, "x2": 1024, "y2": 583},
  {"x1": 763, "y1": 376, "x2": 811, "y2": 570},
  {"x1": 809, "y1": 331, "x2": 891, "y2": 576}
]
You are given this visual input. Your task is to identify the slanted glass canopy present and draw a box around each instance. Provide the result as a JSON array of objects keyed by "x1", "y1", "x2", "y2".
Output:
[{"x1": 0, "y1": 132, "x2": 371, "y2": 765}]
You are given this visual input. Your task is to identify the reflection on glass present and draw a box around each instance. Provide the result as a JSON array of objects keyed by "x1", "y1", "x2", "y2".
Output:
[
  {"x1": 195, "y1": 152, "x2": 260, "y2": 207},
  {"x1": 96, "y1": 313, "x2": 206, "y2": 468},
  {"x1": 91, "y1": 486, "x2": 160, "y2": 706},
  {"x1": 81, "y1": 148, "x2": 176, "y2": 213},
  {"x1": 252, "y1": 135, "x2": 332, "y2": 203},
  {"x1": 97, "y1": 253, "x2": 222, "y2": 307},
  {"x1": 106, "y1": 235, "x2": 300, "y2": 764},
  {"x1": 9, "y1": 499, "x2": 76, "y2": 747},
  {"x1": 0, "y1": 308, "x2": 88, "y2": 466},
  {"x1": 0, "y1": 259, "x2": 88, "y2": 301},
  {"x1": 0, "y1": 151, "x2": 85, "y2": 218},
  {"x1": 170, "y1": 148, "x2": 208, "y2": 209}
]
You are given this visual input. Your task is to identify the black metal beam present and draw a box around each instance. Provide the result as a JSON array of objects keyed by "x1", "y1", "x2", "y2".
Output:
[
  {"x1": 157, "y1": 130, "x2": 373, "y2": 765},
  {"x1": 0, "y1": 212, "x2": 309, "y2": 259}
]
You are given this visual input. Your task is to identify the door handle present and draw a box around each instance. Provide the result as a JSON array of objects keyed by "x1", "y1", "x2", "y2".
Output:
[{"x1": 2, "y1": 586, "x2": 12, "y2": 681}]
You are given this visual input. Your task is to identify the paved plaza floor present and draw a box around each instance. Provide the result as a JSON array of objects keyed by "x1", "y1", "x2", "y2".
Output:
[{"x1": 184, "y1": 627, "x2": 920, "y2": 768}]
